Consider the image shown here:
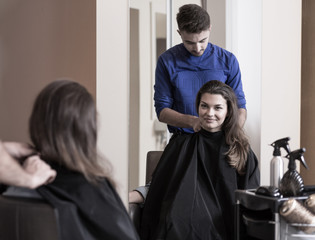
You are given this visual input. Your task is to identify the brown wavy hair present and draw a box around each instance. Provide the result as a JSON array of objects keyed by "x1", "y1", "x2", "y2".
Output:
[
  {"x1": 29, "y1": 80, "x2": 113, "y2": 184},
  {"x1": 176, "y1": 4, "x2": 210, "y2": 33},
  {"x1": 195, "y1": 80, "x2": 249, "y2": 174}
]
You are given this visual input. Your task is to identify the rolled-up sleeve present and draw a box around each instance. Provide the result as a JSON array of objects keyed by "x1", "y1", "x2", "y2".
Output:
[
  {"x1": 134, "y1": 182, "x2": 151, "y2": 206},
  {"x1": 154, "y1": 57, "x2": 174, "y2": 118}
]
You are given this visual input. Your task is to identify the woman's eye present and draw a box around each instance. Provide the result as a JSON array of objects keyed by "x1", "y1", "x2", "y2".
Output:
[{"x1": 200, "y1": 104, "x2": 207, "y2": 109}]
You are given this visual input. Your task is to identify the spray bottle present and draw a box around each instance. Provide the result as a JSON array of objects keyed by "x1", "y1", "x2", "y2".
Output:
[
  {"x1": 280, "y1": 148, "x2": 309, "y2": 197},
  {"x1": 270, "y1": 137, "x2": 291, "y2": 188}
]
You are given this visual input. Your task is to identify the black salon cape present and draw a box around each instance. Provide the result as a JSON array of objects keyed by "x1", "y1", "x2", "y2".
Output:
[
  {"x1": 140, "y1": 129, "x2": 260, "y2": 240},
  {"x1": 37, "y1": 164, "x2": 139, "y2": 240}
]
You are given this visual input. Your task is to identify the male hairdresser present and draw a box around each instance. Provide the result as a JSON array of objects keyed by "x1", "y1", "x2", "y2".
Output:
[{"x1": 130, "y1": 4, "x2": 246, "y2": 203}]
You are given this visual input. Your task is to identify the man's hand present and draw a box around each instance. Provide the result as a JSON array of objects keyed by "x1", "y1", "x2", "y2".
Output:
[
  {"x1": 191, "y1": 116, "x2": 201, "y2": 132},
  {"x1": 0, "y1": 141, "x2": 56, "y2": 188},
  {"x1": 22, "y1": 156, "x2": 56, "y2": 189},
  {"x1": 3, "y1": 142, "x2": 35, "y2": 160}
]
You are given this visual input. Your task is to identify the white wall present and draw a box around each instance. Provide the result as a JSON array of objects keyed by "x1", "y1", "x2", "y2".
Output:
[
  {"x1": 96, "y1": 0, "x2": 129, "y2": 203},
  {"x1": 226, "y1": 0, "x2": 301, "y2": 185},
  {"x1": 226, "y1": 0, "x2": 262, "y2": 179},
  {"x1": 260, "y1": 0, "x2": 302, "y2": 185}
]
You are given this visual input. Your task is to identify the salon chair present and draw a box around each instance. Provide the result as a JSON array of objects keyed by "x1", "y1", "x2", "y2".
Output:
[
  {"x1": 129, "y1": 151, "x2": 163, "y2": 233},
  {"x1": 0, "y1": 195, "x2": 59, "y2": 240}
]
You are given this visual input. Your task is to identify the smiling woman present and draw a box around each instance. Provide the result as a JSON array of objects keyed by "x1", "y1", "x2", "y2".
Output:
[
  {"x1": 198, "y1": 93, "x2": 228, "y2": 132},
  {"x1": 140, "y1": 80, "x2": 260, "y2": 240}
]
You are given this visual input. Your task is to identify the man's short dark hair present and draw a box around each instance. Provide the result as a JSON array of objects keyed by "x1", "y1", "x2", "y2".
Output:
[{"x1": 176, "y1": 4, "x2": 210, "y2": 33}]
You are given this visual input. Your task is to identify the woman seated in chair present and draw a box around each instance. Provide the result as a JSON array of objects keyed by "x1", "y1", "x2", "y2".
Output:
[
  {"x1": 140, "y1": 80, "x2": 260, "y2": 240},
  {"x1": 27, "y1": 80, "x2": 139, "y2": 240}
]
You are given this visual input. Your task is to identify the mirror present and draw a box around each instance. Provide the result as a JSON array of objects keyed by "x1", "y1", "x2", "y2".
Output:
[
  {"x1": 127, "y1": 1, "x2": 307, "y2": 190},
  {"x1": 128, "y1": 0, "x2": 204, "y2": 191},
  {"x1": 129, "y1": 0, "x2": 167, "y2": 191}
]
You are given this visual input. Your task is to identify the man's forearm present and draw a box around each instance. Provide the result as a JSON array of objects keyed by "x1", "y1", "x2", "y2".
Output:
[
  {"x1": 159, "y1": 108, "x2": 198, "y2": 129},
  {"x1": 0, "y1": 141, "x2": 56, "y2": 189},
  {"x1": 0, "y1": 142, "x2": 33, "y2": 187}
]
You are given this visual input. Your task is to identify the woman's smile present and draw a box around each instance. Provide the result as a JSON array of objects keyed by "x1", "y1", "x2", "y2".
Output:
[{"x1": 198, "y1": 93, "x2": 228, "y2": 132}]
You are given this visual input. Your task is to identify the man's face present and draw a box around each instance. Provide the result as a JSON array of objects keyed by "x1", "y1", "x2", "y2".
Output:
[{"x1": 178, "y1": 29, "x2": 210, "y2": 57}]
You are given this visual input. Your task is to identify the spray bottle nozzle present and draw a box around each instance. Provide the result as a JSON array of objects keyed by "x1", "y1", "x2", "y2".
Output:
[
  {"x1": 285, "y1": 148, "x2": 309, "y2": 170},
  {"x1": 270, "y1": 137, "x2": 291, "y2": 156}
]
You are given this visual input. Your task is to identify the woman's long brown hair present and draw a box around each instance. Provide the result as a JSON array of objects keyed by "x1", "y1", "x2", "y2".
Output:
[
  {"x1": 29, "y1": 80, "x2": 113, "y2": 184},
  {"x1": 195, "y1": 80, "x2": 249, "y2": 174}
]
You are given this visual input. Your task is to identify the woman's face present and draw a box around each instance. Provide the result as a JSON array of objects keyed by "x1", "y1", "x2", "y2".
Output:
[{"x1": 198, "y1": 93, "x2": 228, "y2": 132}]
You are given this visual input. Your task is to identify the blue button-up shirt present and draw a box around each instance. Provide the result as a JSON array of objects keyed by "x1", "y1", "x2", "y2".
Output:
[{"x1": 154, "y1": 43, "x2": 246, "y2": 133}]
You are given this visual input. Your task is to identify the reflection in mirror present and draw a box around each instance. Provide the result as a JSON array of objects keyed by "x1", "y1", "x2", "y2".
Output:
[
  {"x1": 128, "y1": 0, "x2": 204, "y2": 191},
  {"x1": 129, "y1": 0, "x2": 168, "y2": 191}
]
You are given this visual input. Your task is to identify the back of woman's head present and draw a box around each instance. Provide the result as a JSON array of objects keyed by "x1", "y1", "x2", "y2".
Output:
[
  {"x1": 196, "y1": 80, "x2": 249, "y2": 174},
  {"x1": 29, "y1": 80, "x2": 111, "y2": 183}
]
